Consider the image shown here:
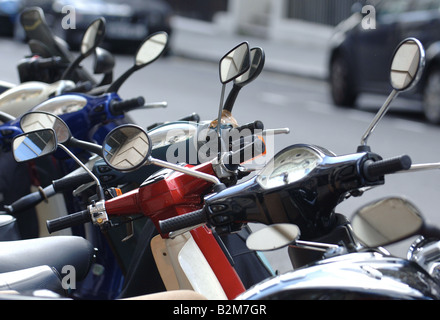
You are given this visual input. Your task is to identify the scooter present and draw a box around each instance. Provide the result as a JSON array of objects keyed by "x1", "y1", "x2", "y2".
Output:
[
  {"x1": 9, "y1": 42, "x2": 280, "y2": 299},
  {"x1": 0, "y1": 15, "x2": 110, "y2": 120},
  {"x1": 157, "y1": 37, "x2": 440, "y2": 300}
]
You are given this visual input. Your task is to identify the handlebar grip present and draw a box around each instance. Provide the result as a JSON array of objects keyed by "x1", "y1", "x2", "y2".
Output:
[
  {"x1": 4, "y1": 189, "x2": 45, "y2": 214},
  {"x1": 364, "y1": 155, "x2": 412, "y2": 180},
  {"x1": 159, "y1": 209, "x2": 207, "y2": 234},
  {"x1": 225, "y1": 136, "x2": 266, "y2": 170},
  {"x1": 52, "y1": 172, "x2": 94, "y2": 193},
  {"x1": 110, "y1": 96, "x2": 145, "y2": 115},
  {"x1": 46, "y1": 209, "x2": 91, "y2": 234},
  {"x1": 235, "y1": 120, "x2": 264, "y2": 133},
  {"x1": 178, "y1": 113, "x2": 200, "y2": 123}
]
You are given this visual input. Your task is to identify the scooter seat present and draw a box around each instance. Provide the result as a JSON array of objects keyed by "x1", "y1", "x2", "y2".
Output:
[
  {"x1": 0, "y1": 236, "x2": 94, "y2": 281},
  {"x1": 0, "y1": 265, "x2": 65, "y2": 297}
]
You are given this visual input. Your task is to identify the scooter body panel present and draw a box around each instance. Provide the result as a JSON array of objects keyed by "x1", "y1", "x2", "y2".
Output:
[{"x1": 237, "y1": 252, "x2": 440, "y2": 300}]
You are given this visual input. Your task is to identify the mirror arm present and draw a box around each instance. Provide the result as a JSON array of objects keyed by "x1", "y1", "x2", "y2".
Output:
[
  {"x1": 358, "y1": 89, "x2": 398, "y2": 150},
  {"x1": 106, "y1": 66, "x2": 136, "y2": 93},
  {"x1": 58, "y1": 144, "x2": 105, "y2": 200},
  {"x1": 61, "y1": 54, "x2": 85, "y2": 80},
  {"x1": 149, "y1": 157, "x2": 222, "y2": 186},
  {"x1": 216, "y1": 84, "x2": 227, "y2": 138},
  {"x1": 99, "y1": 71, "x2": 113, "y2": 86},
  {"x1": 292, "y1": 240, "x2": 341, "y2": 253},
  {"x1": 66, "y1": 137, "x2": 103, "y2": 156},
  {"x1": 223, "y1": 85, "x2": 241, "y2": 112}
]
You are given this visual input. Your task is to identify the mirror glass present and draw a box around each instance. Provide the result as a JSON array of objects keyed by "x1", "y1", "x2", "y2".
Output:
[
  {"x1": 234, "y1": 47, "x2": 264, "y2": 85},
  {"x1": 13, "y1": 129, "x2": 57, "y2": 162},
  {"x1": 20, "y1": 111, "x2": 71, "y2": 144},
  {"x1": 219, "y1": 42, "x2": 250, "y2": 83},
  {"x1": 246, "y1": 224, "x2": 300, "y2": 251},
  {"x1": 135, "y1": 32, "x2": 168, "y2": 66},
  {"x1": 390, "y1": 38, "x2": 425, "y2": 91},
  {"x1": 352, "y1": 197, "x2": 424, "y2": 247},
  {"x1": 103, "y1": 125, "x2": 151, "y2": 171},
  {"x1": 81, "y1": 18, "x2": 105, "y2": 55}
]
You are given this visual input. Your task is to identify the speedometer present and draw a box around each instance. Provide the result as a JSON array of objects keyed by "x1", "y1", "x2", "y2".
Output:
[{"x1": 257, "y1": 146, "x2": 323, "y2": 189}]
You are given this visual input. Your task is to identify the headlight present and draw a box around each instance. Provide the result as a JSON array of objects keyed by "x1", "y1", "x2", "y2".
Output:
[
  {"x1": 148, "y1": 122, "x2": 197, "y2": 150},
  {"x1": 0, "y1": 88, "x2": 43, "y2": 107},
  {"x1": 34, "y1": 95, "x2": 87, "y2": 115},
  {"x1": 257, "y1": 145, "x2": 324, "y2": 189}
]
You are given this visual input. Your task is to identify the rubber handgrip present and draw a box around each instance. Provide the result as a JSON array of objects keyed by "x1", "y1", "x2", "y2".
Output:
[
  {"x1": 46, "y1": 209, "x2": 91, "y2": 234},
  {"x1": 234, "y1": 120, "x2": 264, "y2": 133},
  {"x1": 52, "y1": 172, "x2": 94, "y2": 193},
  {"x1": 159, "y1": 209, "x2": 207, "y2": 234},
  {"x1": 110, "y1": 96, "x2": 145, "y2": 115},
  {"x1": 5, "y1": 191, "x2": 44, "y2": 214},
  {"x1": 225, "y1": 136, "x2": 265, "y2": 169},
  {"x1": 364, "y1": 155, "x2": 412, "y2": 180}
]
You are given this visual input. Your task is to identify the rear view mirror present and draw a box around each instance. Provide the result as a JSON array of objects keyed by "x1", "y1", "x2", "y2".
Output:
[
  {"x1": 20, "y1": 111, "x2": 71, "y2": 144},
  {"x1": 106, "y1": 31, "x2": 168, "y2": 93},
  {"x1": 12, "y1": 129, "x2": 57, "y2": 162},
  {"x1": 246, "y1": 224, "x2": 300, "y2": 251},
  {"x1": 390, "y1": 38, "x2": 425, "y2": 92},
  {"x1": 234, "y1": 47, "x2": 265, "y2": 86},
  {"x1": 102, "y1": 124, "x2": 152, "y2": 171},
  {"x1": 135, "y1": 32, "x2": 168, "y2": 67},
  {"x1": 223, "y1": 47, "x2": 265, "y2": 112},
  {"x1": 351, "y1": 197, "x2": 424, "y2": 247},
  {"x1": 61, "y1": 18, "x2": 106, "y2": 80},
  {"x1": 358, "y1": 37, "x2": 426, "y2": 149},
  {"x1": 219, "y1": 42, "x2": 250, "y2": 84},
  {"x1": 81, "y1": 18, "x2": 106, "y2": 55}
]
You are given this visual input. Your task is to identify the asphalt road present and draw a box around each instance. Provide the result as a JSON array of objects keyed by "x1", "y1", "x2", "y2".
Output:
[{"x1": 2, "y1": 37, "x2": 440, "y2": 274}]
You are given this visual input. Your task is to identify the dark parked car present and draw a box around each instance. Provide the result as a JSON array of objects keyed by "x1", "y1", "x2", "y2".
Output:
[
  {"x1": 17, "y1": 0, "x2": 173, "y2": 52},
  {"x1": 0, "y1": 0, "x2": 22, "y2": 36},
  {"x1": 328, "y1": 0, "x2": 440, "y2": 124}
]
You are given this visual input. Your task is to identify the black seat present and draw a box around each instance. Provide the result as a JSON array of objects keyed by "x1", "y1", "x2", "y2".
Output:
[
  {"x1": 0, "y1": 236, "x2": 94, "y2": 281},
  {"x1": 0, "y1": 265, "x2": 65, "y2": 297}
]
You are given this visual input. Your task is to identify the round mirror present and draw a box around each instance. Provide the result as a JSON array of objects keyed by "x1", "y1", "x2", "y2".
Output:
[
  {"x1": 12, "y1": 129, "x2": 57, "y2": 162},
  {"x1": 102, "y1": 124, "x2": 152, "y2": 171},
  {"x1": 81, "y1": 18, "x2": 106, "y2": 55},
  {"x1": 390, "y1": 38, "x2": 425, "y2": 91},
  {"x1": 135, "y1": 32, "x2": 168, "y2": 67},
  {"x1": 20, "y1": 111, "x2": 71, "y2": 144},
  {"x1": 219, "y1": 42, "x2": 250, "y2": 84},
  {"x1": 246, "y1": 224, "x2": 300, "y2": 251},
  {"x1": 234, "y1": 47, "x2": 265, "y2": 86},
  {"x1": 352, "y1": 197, "x2": 424, "y2": 248}
]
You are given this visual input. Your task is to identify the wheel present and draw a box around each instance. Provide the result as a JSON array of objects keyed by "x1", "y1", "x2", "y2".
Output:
[
  {"x1": 330, "y1": 53, "x2": 357, "y2": 107},
  {"x1": 423, "y1": 67, "x2": 440, "y2": 124}
]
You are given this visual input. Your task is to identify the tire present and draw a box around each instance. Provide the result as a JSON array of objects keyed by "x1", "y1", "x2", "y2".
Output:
[
  {"x1": 423, "y1": 67, "x2": 440, "y2": 124},
  {"x1": 330, "y1": 53, "x2": 357, "y2": 107}
]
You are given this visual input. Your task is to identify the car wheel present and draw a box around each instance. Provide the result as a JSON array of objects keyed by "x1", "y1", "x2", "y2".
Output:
[
  {"x1": 330, "y1": 53, "x2": 357, "y2": 107},
  {"x1": 423, "y1": 67, "x2": 440, "y2": 124}
]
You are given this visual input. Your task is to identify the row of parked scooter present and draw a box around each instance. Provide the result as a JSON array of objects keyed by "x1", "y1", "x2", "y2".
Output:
[{"x1": 1, "y1": 7, "x2": 440, "y2": 301}]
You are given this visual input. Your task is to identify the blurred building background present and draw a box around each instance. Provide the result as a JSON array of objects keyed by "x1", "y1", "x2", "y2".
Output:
[{"x1": 165, "y1": 0, "x2": 365, "y2": 38}]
